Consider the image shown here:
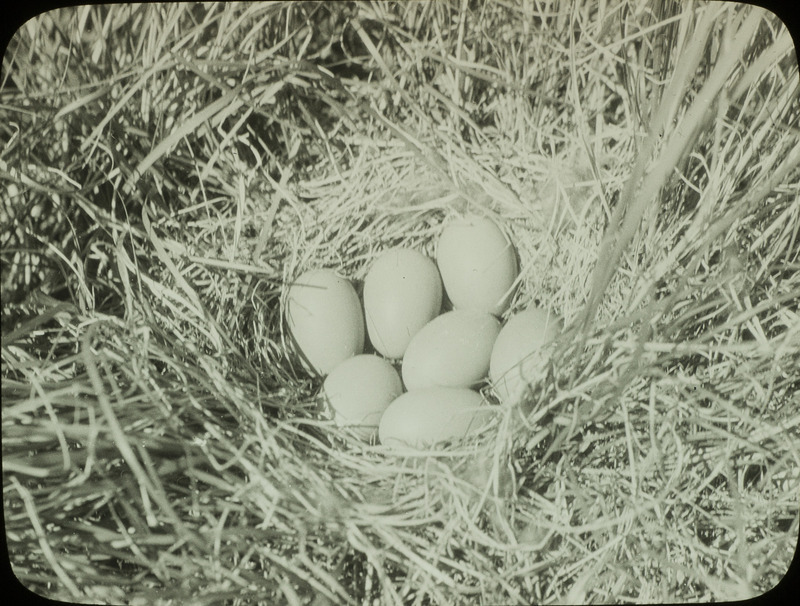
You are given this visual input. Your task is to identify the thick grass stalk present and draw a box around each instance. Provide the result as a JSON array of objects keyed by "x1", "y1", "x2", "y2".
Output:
[{"x1": 581, "y1": 6, "x2": 764, "y2": 329}]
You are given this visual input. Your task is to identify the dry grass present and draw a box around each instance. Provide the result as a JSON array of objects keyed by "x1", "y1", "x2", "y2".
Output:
[{"x1": 2, "y1": 2, "x2": 799, "y2": 604}]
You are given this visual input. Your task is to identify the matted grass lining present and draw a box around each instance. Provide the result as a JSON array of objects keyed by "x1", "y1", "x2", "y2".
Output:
[{"x1": 2, "y1": 2, "x2": 799, "y2": 604}]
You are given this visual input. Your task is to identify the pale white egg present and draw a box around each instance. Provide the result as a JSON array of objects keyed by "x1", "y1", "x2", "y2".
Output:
[
  {"x1": 363, "y1": 248, "x2": 443, "y2": 359},
  {"x1": 285, "y1": 268, "x2": 365, "y2": 376},
  {"x1": 323, "y1": 354, "x2": 403, "y2": 441},
  {"x1": 436, "y1": 215, "x2": 518, "y2": 316},
  {"x1": 489, "y1": 307, "x2": 562, "y2": 405},
  {"x1": 402, "y1": 309, "x2": 501, "y2": 390},
  {"x1": 378, "y1": 387, "x2": 494, "y2": 448}
]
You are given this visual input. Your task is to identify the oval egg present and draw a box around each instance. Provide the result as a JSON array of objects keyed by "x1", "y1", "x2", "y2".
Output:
[
  {"x1": 378, "y1": 387, "x2": 494, "y2": 448},
  {"x1": 363, "y1": 247, "x2": 443, "y2": 359},
  {"x1": 323, "y1": 354, "x2": 403, "y2": 441},
  {"x1": 436, "y1": 215, "x2": 518, "y2": 316},
  {"x1": 285, "y1": 268, "x2": 365, "y2": 376},
  {"x1": 489, "y1": 307, "x2": 563, "y2": 405},
  {"x1": 402, "y1": 310, "x2": 501, "y2": 390}
]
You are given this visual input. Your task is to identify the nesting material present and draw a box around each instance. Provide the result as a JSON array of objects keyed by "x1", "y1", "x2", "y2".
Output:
[{"x1": 3, "y1": 3, "x2": 798, "y2": 605}]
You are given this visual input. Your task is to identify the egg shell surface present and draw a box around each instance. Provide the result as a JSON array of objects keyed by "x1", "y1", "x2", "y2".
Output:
[
  {"x1": 378, "y1": 387, "x2": 494, "y2": 448},
  {"x1": 436, "y1": 216, "x2": 518, "y2": 316},
  {"x1": 402, "y1": 309, "x2": 501, "y2": 390},
  {"x1": 363, "y1": 248, "x2": 443, "y2": 359},
  {"x1": 323, "y1": 354, "x2": 403, "y2": 440},
  {"x1": 286, "y1": 269, "x2": 365, "y2": 376},
  {"x1": 489, "y1": 307, "x2": 563, "y2": 405}
]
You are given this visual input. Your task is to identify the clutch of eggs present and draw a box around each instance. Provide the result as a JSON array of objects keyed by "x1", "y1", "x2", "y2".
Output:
[{"x1": 280, "y1": 214, "x2": 566, "y2": 449}]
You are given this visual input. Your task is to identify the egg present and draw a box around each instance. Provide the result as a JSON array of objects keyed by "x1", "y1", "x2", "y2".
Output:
[
  {"x1": 285, "y1": 268, "x2": 365, "y2": 375},
  {"x1": 378, "y1": 387, "x2": 494, "y2": 448},
  {"x1": 363, "y1": 247, "x2": 443, "y2": 359},
  {"x1": 323, "y1": 354, "x2": 403, "y2": 440},
  {"x1": 401, "y1": 310, "x2": 501, "y2": 390},
  {"x1": 436, "y1": 215, "x2": 518, "y2": 316},
  {"x1": 489, "y1": 307, "x2": 563, "y2": 405}
]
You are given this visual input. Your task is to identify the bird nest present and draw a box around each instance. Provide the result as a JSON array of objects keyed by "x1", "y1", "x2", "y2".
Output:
[{"x1": 2, "y1": 2, "x2": 799, "y2": 604}]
